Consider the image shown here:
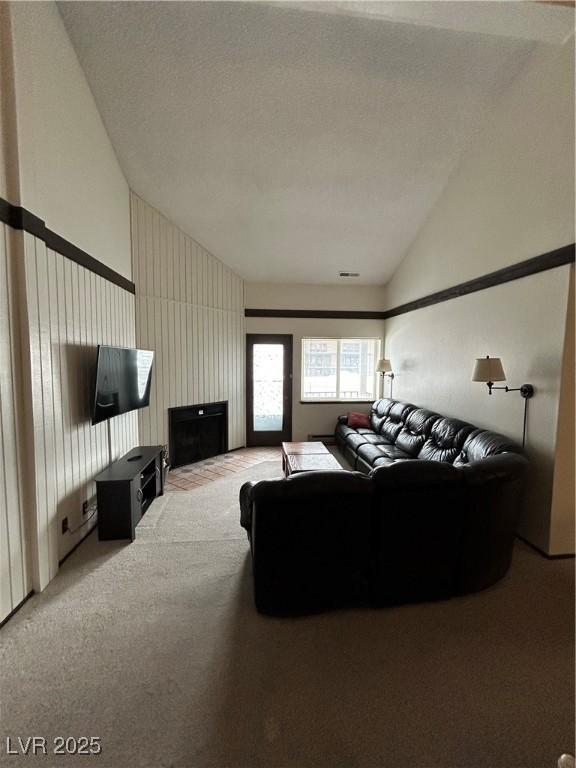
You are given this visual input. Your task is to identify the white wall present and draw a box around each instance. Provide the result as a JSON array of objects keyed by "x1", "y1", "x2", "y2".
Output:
[
  {"x1": 550, "y1": 266, "x2": 575, "y2": 555},
  {"x1": 132, "y1": 194, "x2": 246, "y2": 452},
  {"x1": 0, "y1": 4, "x2": 18, "y2": 203},
  {"x1": 384, "y1": 43, "x2": 574, "y2": 305},
  {"x1": 9, "y1": 2, "x2": 131, "y2": 279},
  {"x1": 383, "y1": 40, "x2": 574, "y2": 555},
  {"x1": 246, "y1": 282, "x2": 385, "y2": 441},
  {"x1": 0, "y1": 2, "x2": 137, "y2": 615},
  {"x1": 246, "y1": 282, "x2": 386, "y2": 312}
]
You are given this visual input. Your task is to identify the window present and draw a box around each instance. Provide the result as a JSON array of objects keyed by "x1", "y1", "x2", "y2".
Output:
[{"x1": 301, "y1": 338, "x2": 381, "y2": 401}]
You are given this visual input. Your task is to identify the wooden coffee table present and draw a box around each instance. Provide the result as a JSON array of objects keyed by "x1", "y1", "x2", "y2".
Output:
[{"x1": 281, "y1": 441, "x2": 343, "y2": 476}]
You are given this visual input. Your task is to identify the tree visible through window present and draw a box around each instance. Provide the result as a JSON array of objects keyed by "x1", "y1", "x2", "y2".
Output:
[{"x1": 301, "y1": 338, "x2": 381, "y2": 401}]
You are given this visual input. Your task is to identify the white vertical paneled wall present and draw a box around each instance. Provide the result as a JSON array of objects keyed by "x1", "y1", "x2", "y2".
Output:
[
  {"x1": 0, "y1": 223, "x2": 31, "y2": 621},
  {"x1": 23, "y1": 233, "x2": 138, "y2": 580},
  {"x1": 131, "y1": 194, "x2": 245, "y2": 452}
]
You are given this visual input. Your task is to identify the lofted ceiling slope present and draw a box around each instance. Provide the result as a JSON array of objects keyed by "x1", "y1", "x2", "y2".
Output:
[{"x1": 58, "y1": 2, "x2": 571, "y2": 284}]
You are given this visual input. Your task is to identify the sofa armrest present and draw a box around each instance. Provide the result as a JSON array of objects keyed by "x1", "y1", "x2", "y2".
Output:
[
  {"x1": 455, "y1": 452, "x2": 528, "y2": 594},
  {"x1": 239, "y1": 480, "x2": 258, "y2": 533},
  {"x1": 337, "y1": 415, "x2": 348, "y2": 424},
  {"x1": 458, "y1": 452, "x2": 528, "y2": 484}
]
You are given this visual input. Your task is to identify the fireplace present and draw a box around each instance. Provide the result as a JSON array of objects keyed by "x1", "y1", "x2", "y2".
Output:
[{"x1": 168, "y1": 401, "x2": 228, "y2": 468}]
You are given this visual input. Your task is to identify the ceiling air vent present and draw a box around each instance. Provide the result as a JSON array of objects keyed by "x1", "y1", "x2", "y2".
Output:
[{"x1": 338, "y1": 271, "x2": 360, "y2": 278}]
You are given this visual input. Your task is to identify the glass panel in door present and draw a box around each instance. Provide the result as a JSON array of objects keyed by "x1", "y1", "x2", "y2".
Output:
[{"x1": 253, "y1": 344, "x2": 284, "y2": 432}]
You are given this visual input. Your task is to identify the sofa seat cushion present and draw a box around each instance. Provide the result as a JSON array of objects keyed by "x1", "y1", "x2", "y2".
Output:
[
  {"x1": 377, "y1": 444, "x2": 413, "y2": 460},
  {"x1": 372, "y1": 456, "x2": 409, "y2": 469},
  {"x1": 357, "y1": 443, "x2": 411, "y2": 466},
  {"x1": 336, "y1": 422, "x2": 356, "y2": 440},
  {"x1": 345, "y1": 433, "x2": 373, "y2": 450},
  {"x1": 356, "y1": 444, "x2": 388, "y2": 466},
  {"x1": 361, "y1": 434, "x2": 392, "y2": 445},
  {"x1": 336, "y1": 424, "x2": 378, "y2": 442},
  {"x1": 418, "y1": 417, "x2": 475, "y2": 464}
]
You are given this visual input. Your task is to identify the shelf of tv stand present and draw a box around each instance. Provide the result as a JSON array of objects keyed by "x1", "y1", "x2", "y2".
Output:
[
  {"x1": 95, "y1": 445, "x2": 164, "y2": 541},
  {"x1": 140, "y1": 469, "x2": 157, "y2": 492}
]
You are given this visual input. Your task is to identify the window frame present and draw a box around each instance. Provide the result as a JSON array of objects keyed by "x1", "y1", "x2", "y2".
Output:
[{"x1": 300, "y1": 336, "x2": 382, "y2": 403}]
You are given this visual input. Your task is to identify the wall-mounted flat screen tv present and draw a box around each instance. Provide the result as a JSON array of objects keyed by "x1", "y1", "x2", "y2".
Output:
[{"x1": 91, "y1": 345, "x2": 154, "y2": 425}]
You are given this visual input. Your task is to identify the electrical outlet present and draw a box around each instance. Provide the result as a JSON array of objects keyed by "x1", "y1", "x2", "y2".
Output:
[
  {"x1": 82, "y1": 500, "x2": 89, "y2": 515},
  {"x1": 62, "y1": 517, "x2": 69, "y2": 534}
]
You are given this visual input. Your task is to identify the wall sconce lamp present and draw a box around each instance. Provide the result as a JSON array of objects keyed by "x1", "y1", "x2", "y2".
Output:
[
  {"x1": 376, "y1": 359, "x2": 394, "y2": 399},
  {"x1": 472, "y1": 355, "x2": 534, "y2": 447}
]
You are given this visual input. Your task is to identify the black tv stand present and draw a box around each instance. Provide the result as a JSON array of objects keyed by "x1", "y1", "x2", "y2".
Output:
[{"x1": 95, "y1": 446, "x2": 164, "y2": 541}]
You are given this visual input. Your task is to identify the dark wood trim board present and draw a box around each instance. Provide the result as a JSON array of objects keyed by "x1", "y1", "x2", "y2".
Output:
[
  {"x1": 245, "y1": 309, "x2": 387, "y2": 320},
  {"x1": 245, "y1": 244, "x2": 575, "y2": 320},
  {"x1": 0, "y1": 196, "x2": 135, "y2": 294},
  {"x1": 383, "y1": 244, "x2": 574, "y2": 320}
]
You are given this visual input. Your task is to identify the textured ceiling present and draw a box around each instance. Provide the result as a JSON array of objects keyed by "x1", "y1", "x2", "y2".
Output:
[
  {"x1": 275, "y1": 2, "x2": 575, "y2": 45},
  {"x1": 58, "y1": 2, "x2": 559, "y2": 284}
]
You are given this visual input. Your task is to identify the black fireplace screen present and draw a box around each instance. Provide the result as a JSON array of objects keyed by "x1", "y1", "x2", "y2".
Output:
[{"x1": 168, "y1": 401, "x2": 228, "y2": 468}]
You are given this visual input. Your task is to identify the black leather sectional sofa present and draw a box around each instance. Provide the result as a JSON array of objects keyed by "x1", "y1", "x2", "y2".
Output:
[
  {"x1": 336, "y1": 398, "x2": 521, "y2": 474},
  {"x1": 240, "y1": 398, "x2": 528, "y2": 616}
]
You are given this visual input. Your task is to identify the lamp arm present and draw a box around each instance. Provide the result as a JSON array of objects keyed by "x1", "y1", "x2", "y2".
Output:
[{"x1": 486, "y1": 383, "x2": 534, "y2": 399}]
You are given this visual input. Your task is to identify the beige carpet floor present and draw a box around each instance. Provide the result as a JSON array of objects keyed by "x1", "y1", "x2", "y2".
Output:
[{"x1": 0, "y1": 454, "x2": 574, "y2": 768}]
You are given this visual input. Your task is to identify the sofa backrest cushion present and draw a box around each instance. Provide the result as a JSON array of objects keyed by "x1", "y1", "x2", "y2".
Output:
[
  {"x1": 379, "y1": 401, "x2": 415, "y2": 442},
  {"x1": 251, "y1": 468, "x2": 373, "y2": 502},
  {"x1": 394, "y1": 408, "x2": 439, "y2": 456},
  {"x1": 249, "y1": 470, "x2": 374, "y2": 614},
  {"x1": 454, "y1": 428, "x2": 521, "y2": 466},
  {"x1": 370, "y1": 398, "x2": 393, "y2": 432},
  {"x1": 371, "y1": 458, "x2": 461, "y2": 488},
  {"x1": 418, "y1": 417, "x2": 475, "y2": 463},
  {"x1": 370, "y1": 460, "x2": 466, "y2": 606}
]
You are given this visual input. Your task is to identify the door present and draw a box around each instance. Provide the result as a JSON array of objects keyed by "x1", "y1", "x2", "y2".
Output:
[{"x1": 246, "y1": 334, "x2": 293, "y2": 446}]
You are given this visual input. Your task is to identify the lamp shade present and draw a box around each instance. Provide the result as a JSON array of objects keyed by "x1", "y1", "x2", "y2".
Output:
[
  {"x1": 472, "y1": 356, "x2": 506, "y2": 382},
  {"x1": 376, "y1": 359, "x2": 392, "y2": 374}
]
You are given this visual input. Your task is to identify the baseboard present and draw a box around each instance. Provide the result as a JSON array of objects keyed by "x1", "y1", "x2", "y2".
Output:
[
  {"x1": 307, "y1": 434, "x2": 337, "y2": 444},
  {"x1": 1, "y1": 523, "x2": 98, "y2": 629},
  {"x1": 58, "y1": 523, "x2": 98, "y2": 566},
  {"x1": 516, "y1": 534, "x2": 575, "y2": 560},
  {"x1": 0, "y1": 590, "x2": 34, "y2": 630}
]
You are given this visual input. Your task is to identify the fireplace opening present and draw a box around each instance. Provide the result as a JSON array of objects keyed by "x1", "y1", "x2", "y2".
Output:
[{"x1": 168, "y1": 401, "x2": 228, "y2": 468}]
